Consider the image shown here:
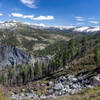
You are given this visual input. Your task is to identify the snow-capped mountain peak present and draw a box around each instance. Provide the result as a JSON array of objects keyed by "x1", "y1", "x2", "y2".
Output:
[
  {"x1": 0, "y1": 20, "x2": 29, "y2": 29},
  {"x1": 54, "y1": 26, "x2": 75, "y2": 30},
  {"x1": 74, "y1": 26, "x2": 89, "y2": 32},
  {"x1": 0, "y1": 20, "x2": 100, "y2": 33},
  {"x1": 5, "y1": 20, "x2": 20, "y2": 23}
]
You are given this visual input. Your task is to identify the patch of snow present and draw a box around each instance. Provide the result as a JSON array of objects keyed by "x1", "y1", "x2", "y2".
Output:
[
  {"x1": 55, "y1": 26, "x2": 75, "y2": 30},
  {"x1": 74, "y1": 27, "x2": 89, "y2": 32},
  {"x1": 87, "y1": 26, "x2": 100, "y2": 32}
]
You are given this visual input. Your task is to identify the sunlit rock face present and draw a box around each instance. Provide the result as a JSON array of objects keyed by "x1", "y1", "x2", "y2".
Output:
[
  {"x1": 0, "y1": 45, "x2": 49, "y2": 68},
  {"x1": 0, "y1": 45, "x2": 30, "y2": 67},
  {"x1": 91, "y1": 74, "x2": 100, "y2": 86}
]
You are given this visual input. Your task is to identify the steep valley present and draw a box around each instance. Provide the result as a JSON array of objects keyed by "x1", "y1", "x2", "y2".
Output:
[{"x1": 0, "y1": 20, "x2": 100, "y2": 100}]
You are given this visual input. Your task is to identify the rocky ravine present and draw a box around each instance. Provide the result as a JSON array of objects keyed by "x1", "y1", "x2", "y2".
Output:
[
  {"x1": 0, "y1": 45, "x2": 49, "y2": 68},
  {"x1": 10, "y1": 74, "x2": 100, "y2": 100}
]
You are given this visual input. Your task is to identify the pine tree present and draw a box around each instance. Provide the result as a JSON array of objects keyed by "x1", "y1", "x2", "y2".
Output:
[
  {"x1": 55, "y1": 47, "x2": 63, "y2": 70},
  {"x1": 0, "y1": 73, "x2": 6, "y2": 85},
  {"x1": 82, "y1": 36, "x2": 88, "y2": 54},
  {"x1": 94, "y1": 46, "x2": 100, "y2": 64},
  {"x1": 68, "y1": 39, "x2": 75, "y2": 59},
  {"x1": 8, "y1": 67, "x2": 13, "y2": 86},
  {"x1": 34, "y1": 62, "x2": 42, "y2": 79},
  {"x1": 28, "y1": 65, "x2": 34, "y2": 81},
  {"x1": 20, "y1": 66, "x2": 27, "y2": 84}
]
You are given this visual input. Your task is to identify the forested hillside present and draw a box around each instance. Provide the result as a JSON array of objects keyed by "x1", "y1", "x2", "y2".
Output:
[
  {"x1": 0, "y1": 22, "x2": 71, "y2": 54},
  {"x1": 0, "y1": 21, "x2": 100, "y2": 100},
  {"x1": 0, "y1": 31, "x2": 100, "y2": 86}
]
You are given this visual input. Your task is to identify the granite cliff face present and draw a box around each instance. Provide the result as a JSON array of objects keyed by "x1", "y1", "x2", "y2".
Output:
[{"x1": 0, "y1": 45, "x2": 49, "y2": 67}]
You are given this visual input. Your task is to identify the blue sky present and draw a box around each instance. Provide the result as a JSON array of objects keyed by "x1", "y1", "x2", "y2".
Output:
[{"x1": 0, "y1": 0, "x2": 100, "y2": 26}]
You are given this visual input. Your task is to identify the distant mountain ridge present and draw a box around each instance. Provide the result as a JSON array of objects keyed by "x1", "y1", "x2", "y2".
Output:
[
  {"x1": 0, "y1": 20, "x2": 100, "y2": 33},
  {"x1": 0, "y1": 20, "x2": 70, "y2": 55}
]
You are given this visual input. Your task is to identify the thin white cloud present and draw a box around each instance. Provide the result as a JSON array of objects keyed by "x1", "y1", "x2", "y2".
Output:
[
  {"x1": 75, "y1": 16, "x2": 85, "y2": 21},
  {"x1": 0, "y1": 13, "x2": 3, "y2": 16},
  {"x1": 76, "y1": 22, "x2": 84, "y2": 26},
  {"x1": 11, "y1": 13, "x2": 54, "y2": 20},
  {"x1": 88, "y1": 21, "x2": 99, "y2": 24},
  {"x1": 32, "y1": 23, "x2": 45, "y2": 27},
  {"x1": 34, "y1": 16, "x2": 54, "y2": 20},
  {"x1": 20, "y1": 0, "x2": 37, "y2": 8},
  {"x1": 11, "y1": 13, "x2": 23, "y2": 17},
  {"x1": 88, "y1": 17, "x2": 95, "y2": 20},
  {"x1": 11, "y1": 13, "x2": 34, "y2": 19},
  {"x1": 24, "y1": 15, "x2": 34, "y2": 19}
]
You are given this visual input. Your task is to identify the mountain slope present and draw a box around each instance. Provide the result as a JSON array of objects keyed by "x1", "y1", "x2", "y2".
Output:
[{"x1": 0, "y1": 20, "x2": 71, "y2": 54}]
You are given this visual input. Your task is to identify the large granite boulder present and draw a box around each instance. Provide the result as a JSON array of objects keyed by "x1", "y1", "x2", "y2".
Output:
[
  {"x1": 53, "y1": 83, "x2": 64, "y2": 91},
  {"x1": 91, "y1": 74, "x2": 100, "y2": 86}
]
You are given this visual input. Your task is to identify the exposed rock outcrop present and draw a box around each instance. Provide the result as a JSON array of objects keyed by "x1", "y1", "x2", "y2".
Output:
[
  {"x1": 50, "y1": 75, "x2": 93, "y2": 96},
  {"x1": 91, "y1": 74, "x2": 100, "y2": 86},
  {"x1": 0, "y1": 45, "x2": 49, "y2": 68},
  {"x1": 11, "y1": 75, "x2": 94, "y2": 100}
]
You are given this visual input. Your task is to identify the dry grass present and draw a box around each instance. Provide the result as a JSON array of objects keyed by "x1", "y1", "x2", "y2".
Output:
[{"x1": 0, "y1": 86, "x2": 7, "y2": 100}]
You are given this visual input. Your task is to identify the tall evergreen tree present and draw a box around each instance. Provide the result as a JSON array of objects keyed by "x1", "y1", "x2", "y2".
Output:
[
  {"x1": 0, "y1": 73, "x2": 6, "y2": 85},
  {"x1": 28, "y1": 65, "x2": 34, "y2": 81},
  {"x1": 67, "y1": 39, "x2": 75, "y2": 60},
  {"x1": 94, "y1": 46, "x2": 100, "y2": 64},
  {"x1": 34, "y1": 62, "x2": 42, "y2": 78},
  {"x1": 20, "y1": 66, "x2": 27, "y2": 84},
  {"x1": 8, "y1": 67, "x2": 13, "y2": 86},
  {"x1": 82, "y1": 36, "x2": 88, "y2": 54}
]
